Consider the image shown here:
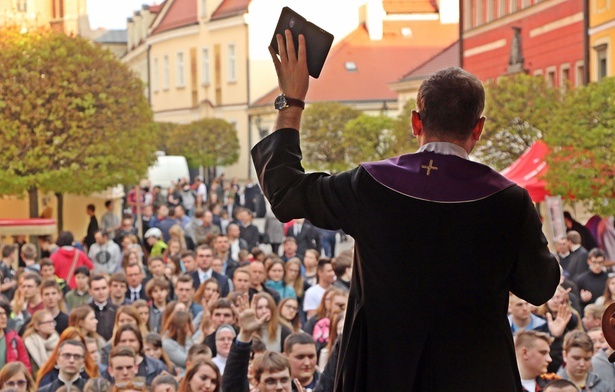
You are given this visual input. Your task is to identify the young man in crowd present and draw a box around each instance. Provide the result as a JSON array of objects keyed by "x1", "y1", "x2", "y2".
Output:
[
  {"x1": 147, "y1": 255, "x2": 175, "y2": 300},
  {"x1": 303, "y1": 259, "x2": 336, "y2": 318},
  {"x1": 226, "y1": 223, "x2": 249, "y2": 261},
  {"x1": 248, "y1": 261, "x2": 280, "y2": 304},
  {"x1": 40, "y1": 259, "x2": 70, "y2": 296},
  {"x1": 576, "y1": 249, "x2": 608, "y2": 308},
  {"x1": 38, "y1": 235, "x2": 59, "y2": 258},
  {"x1": 175, "y1": 274, "x2": 202, "y2": 318},
  {"x1": 64, "y1": 266, "x2": 91, "y2": 310},
  {"x1": 101, "y1": 199, "x2": 120, "y2": 241},
  {"x1": 89, "y1": 274, "x2": 117, "y2": 341},
  {"x1": 213, "y1": 234, "x2": 240, "y2": 279},
  {"x1": 20, "y1": 272, "x2": 44, "y2": 315},
  {"x1": 40, "y1": 279, "x2": 70, "y2": 334},
  {"x1": 146, "y1": 277, "x2": 169, "y2": 333},
  {"x1": 232, "y1": 267, "x2": 251, "y2": 295},
  {"x1": 109, "y1": 272, "x2": 130, "y2": 307},
  {"x1": 125, "y1": 262, "x2": 147, "y2": 303},
  {"x1": 332, "y1": 253, "x2": 352, "y2": 292},
  {"x1": 237, "y1": 209, "x2": 261, "y2": 250},
  {"x1": 557, "y1": 331, "x2": 611, "y2": 391},
  {"x1": 107, "y1": 346, "x2": 140, "y2": 384},
  {"x1": 508, "y1": 293, "x2": 548, "y2": 333},
  {"x1": 0, "y1": 244, "x2": 17, "y2": 300},
  {"x1": 203, "y1": 298, "x2": 238, "y2": 356},
  {"x1": 38, "y1": 340, "x2": 89, "y2": 391},
  {"x1": 21, "y1": 244, "x2": 40, "y2": 273},
  {"x1": 515, "y1": 329, "x2": 557, "y2": 392},
  {"x1": 89, "y1": 230, "x2": 122, "y2": 275},
  {"x1": 190, "y1": 245, "x2": 230, "y2": 297},
  {"x1": 582, "y1": 304, "x2": 604, "y2": 332},
  {"x1": 180, "y1": 250, "x2": 198, "y2": 274}
]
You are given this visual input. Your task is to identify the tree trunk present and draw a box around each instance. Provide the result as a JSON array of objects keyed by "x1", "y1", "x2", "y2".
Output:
[
  {"x1": 28, "y1": 187, "x2": 39, "y2": 218},
  {"x1": 55, "y1": 192, "x2": 64, "y2": 232}
]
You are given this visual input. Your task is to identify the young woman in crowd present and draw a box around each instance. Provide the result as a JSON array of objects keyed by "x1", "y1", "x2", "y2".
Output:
[
  {"x1": 144, "y1": 333, "x2": 176, "y2": 375},
  {"x1": 303, "y1": 287, "x2": 344, "y2": 335},
  {"x1": 106, "y1": 324, "x2": 167, "y2": 386},
  {"x1": 178, "y1": 358, "x2": 221, "y2": 392},
  {"x1": 100, "y1": 305, "x2": 150, "y2": 366},
  {"x1": 285, "y1": 257, "x2": 311, "y2": 325},
  {"x1": 595, "y1": 275, "x2": 615, "y2": 306},
  {"x1": 164, "y1": 239, "x2": 183, "y2": 263},
  {"x1": 132, "y1": 300, "x2": 151, "y2": 332},
  {"x1": 265, "y1": 259, "x2": 297, "y2": 300},
  {"x1": 211, "y1": 324, "x2": 235, "y2": 375},
  {"x1": 278, "y1": 297, "x2": 302, "y2": 333},
  {"x1": 169, "y1": 225, "x2": 195, "y2": 252},
  {"x1": 0, "y1": 362, "x2": 36, "y2": 392},
  {"x1": 253, "y1": 292, "x2": 292, "y2": 353},
  {"x1": 160, "y1": 301, "x2": 187, "y2": 332},
  {"x1": 194, "y1": 278, "x2": 221, "y2": 313},
  {"x1": 311, "y1": 290, "x2": 347, "y2": 358},
  {"x1": 162, "y1": 310, "x2": 197, "y2": 373},
  {"x1": 120, "y1": 252, "x2": 141, "y2": 274},
  {"x1": 37, "y1": 327, "x2": 99, "y2": 388},
  {"x1": 318, "y1": 311, "x2": 345, "y2": 371},
  {"x1": 0, "y1": 300, "x2": 31, "y2": 371},
  {"x1": 22, "y1": 310, "x2": 60, "y2": 377},
  {"x1": 68, "y1": 305, "x2": 105, "y2": 347}
]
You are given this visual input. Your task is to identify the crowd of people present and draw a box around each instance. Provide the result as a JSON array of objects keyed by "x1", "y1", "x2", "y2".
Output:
[
  {"x1": 509, "y1": 221, "x2": 615, "y2": 392},
  {"x1": 0, "y1": 176, "x2": 351, "y2": 392}
]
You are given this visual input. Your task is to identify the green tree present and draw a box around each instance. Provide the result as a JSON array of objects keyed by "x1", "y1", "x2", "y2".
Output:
[
  {"x1": 389, "y1": 99, "x2": 419, "y2": 156},
  {"x1": 478, "y1": 74, "x2": 562, "y2": 170},
  {"x1": 344, "y1": 113, "x2": 395, "y2": 163},
  {"x1": 166, "y1": 118, "x2": 240, "y2": 170},
  {"x1": 0, "y1": 26, "x2": 158, "y2": 224},
  {"x1": 545, "y1": 77, "x2": 615, "y2": 216},
  {"x1": 300, "y1": 102, "x2": 361, "y2": 173}
]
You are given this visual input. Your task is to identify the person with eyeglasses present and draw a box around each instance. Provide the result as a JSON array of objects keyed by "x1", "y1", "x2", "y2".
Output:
[
  {"x1": 0, "y1": 300, "x2": 31, "y2": 372},
  {"x1": 22, "y1": 310, "x2": 59, "y2": 379},
  {"x1": 0, "y1": 362, "x2": 35, "y2": 392},
  {"x1": 37, "y1": 339, "x2": 89, "y2": 392},
  {"x1": 576, "y1": 249, "x2": 609, "y2": 309}
]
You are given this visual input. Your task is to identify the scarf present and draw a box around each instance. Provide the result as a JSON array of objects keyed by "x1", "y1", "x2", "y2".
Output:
[{"x1": 24, "y1": 331, "x2": 60, "y2": 367}]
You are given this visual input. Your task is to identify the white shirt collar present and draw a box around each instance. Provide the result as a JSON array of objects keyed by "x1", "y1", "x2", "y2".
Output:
[
  {"x1": 131, "y1": 284, "x2": 142, "y2": 293},
  {"x1": 418, "y1": 142, "x2": 469, "y2": 160}
]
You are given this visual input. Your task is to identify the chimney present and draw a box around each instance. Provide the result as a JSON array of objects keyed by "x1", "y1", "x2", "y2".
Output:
[{"x1": 366, "y1": 0, "x2": 385, "y2": 40}]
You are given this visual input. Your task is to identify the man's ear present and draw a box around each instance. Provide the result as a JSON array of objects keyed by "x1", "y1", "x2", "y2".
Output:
[
  {"x1": 472, "y1": 116, "x2": 486, "y2": 141},
  {"x1": 411, "y1": 110, "x2": 422, "y2": 137}
]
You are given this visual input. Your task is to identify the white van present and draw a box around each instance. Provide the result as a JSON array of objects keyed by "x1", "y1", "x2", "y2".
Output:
[{"x1": 147, "y1": 153, "x2": 190, "y2": 189}]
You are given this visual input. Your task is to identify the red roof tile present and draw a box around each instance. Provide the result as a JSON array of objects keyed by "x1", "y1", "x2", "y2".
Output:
[
  {"x1": 148, "y1": 2, "x2": 165, "y2": 13},
  {"x1": 383, "y1": 0, "x2": 438, "y2": 14},
  {"x1": 253, "y1": 21, "x2": 458, "y2": 106},
  {"x1": 152, "y1": 0, "x2": 198, "y2": 35},
  {"x1": 399, "y1": 40, "x2": 460, "y2": 81},
  {"x1": 211, "y1": 0, "x2": 250, "y2": 20}
]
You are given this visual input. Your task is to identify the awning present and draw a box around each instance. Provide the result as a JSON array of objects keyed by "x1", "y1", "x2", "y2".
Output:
[
  {"x1": 0, "y1": 219, "x2": 57, "y2": 236},
  {"x1": 500, "y1": 140, "x2": 549, "y2": 202}
]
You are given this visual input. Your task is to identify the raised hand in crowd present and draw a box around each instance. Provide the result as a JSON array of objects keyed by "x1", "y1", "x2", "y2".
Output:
[
  {"x1": 233, "y1": 293, "x2": 269, "y2": 343},
  {"x1": 546, "y1": 303, "x2": 572, "y2": 338}
]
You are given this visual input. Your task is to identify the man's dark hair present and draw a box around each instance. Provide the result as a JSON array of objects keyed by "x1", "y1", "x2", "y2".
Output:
[
  {"x1": 1, "y1": 244, "x2": 15, "y2": 259},
  {"x1": 95, "y1": 229, "x2": 108, "y2": 238},
  {"x1": 180, "y1": 250, "x2": 195, "y2": 259},
  {"x1": 317, "y1": 258, "x2": 332, "y2": 271},
  {"x1": 284, "y1": 332, "x2": 316, "y2": 353},
  {"x1": 90, "y1": 274, "x2": 108, "y2": 285},
  {"x1": 543, "y1": 379, "x2": 580, "y2": 391},
  {"x1": 87, "y1": 204, "x2": 96, "y2": 212},
  {"x1": 187, "y1": 343, "x2": 212, "y2": 361},
  {"x1": 58, "y1": 339, "x2": 86, "y2": 354},
  {"x1": 40, "y1": 279, "x2": 62, "y2": 294},
  {"x1": 75, "y1": 266, "x2": 90, "y2": 277},
  {"x1": 589, "y1": 248, "x2": 605, "y2": 259},
  {"x1": 56, "y1": 231, "x2": 74, "y2": 247},
  {"x1": 333, "y1": 255, "x2": 352, "y2": 277},
  {"x1": 109, "y1": 272, "x2": 127, "y2": 286},
  {"x1": 22, "y1": 272, "x2": 42, "y2": 286},
  {"x1": 213, "y1": 298, "x2": 233, "y2": 311},
  {"x1": 416, "y1": 67, "x2": 485, "y2": 141},
  {"x1": 566, "y1": 231, "x2": 582, "y2": 245},
  {"x1": 150, "y1": 374, "x2": 179, "y2": 391},
  {"x1": 40, "y1": 258, "x2": 54, "y2": 268},
  {"x1": 176, "y1": 274, "x2": 194, "y2": 286},
  {"x1": 39, "y1": 235, "x2": 54, "y2": 244},
  {"x1": 105, "y1": 200, "x2": 113, "y2": 208}
]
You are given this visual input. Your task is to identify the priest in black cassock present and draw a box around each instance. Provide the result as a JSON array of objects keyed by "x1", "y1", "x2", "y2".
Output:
[{"x1": 252, "y1": 30, "x2": 561, "y2": 392}]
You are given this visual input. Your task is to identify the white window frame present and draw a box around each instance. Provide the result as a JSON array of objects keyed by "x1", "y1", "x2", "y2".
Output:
[
  {"x1": 176, "y1": 51, "x2": 185, "y2": 88},
  {"x1": 498, "y1": 0, "x2": 507, "y2": 17},
  {"x1": 227, "y1": 43, "x2": 237, "y2": 83},
  {"x1": 533, "y1": 69, "x2": 543, "y2": 76},
  {"x1": 153, "y1": 57, "x2": 159, "y2": 92},
  {"x1": 201, "y1": 47, "x2": 210, "y2": 86},
  {"x1": 575, "y1": 60, "x2": 585, "y2": 87},
  {"x1": 163, "y1": 55, "x2": 170, "y2": 90},
  {"x1": 559, "y1": 63, "x2": 570, "y2": 88},
  {"x1": 545, "y1": 66, "x2": 557, "y2": 87}
]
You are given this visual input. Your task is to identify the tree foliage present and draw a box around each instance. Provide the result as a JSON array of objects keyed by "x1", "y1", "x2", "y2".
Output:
[
  {"x1": 478, "y1": 74, "x2": 562, "y2": 170},
  {"x1": 344, "y1": 114, "x2": 395, "y2": 163},
  {"x1": 545, "y1": 77, "x2": 615, "y2": 216},
  {"x1": 300, "y1": 102, "x2": 361, "y2": 173},
  {"x1": 0, "y1": 26, "x2": 157, "y2": 207},
  {"x1": 166, "y1": 118, "x2": 240, "y2": 169}
]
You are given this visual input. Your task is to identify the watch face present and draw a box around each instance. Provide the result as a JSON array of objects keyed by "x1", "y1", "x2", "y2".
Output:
[{"x1": 274, "y1": 95, "x2": 287, "y2": 110}]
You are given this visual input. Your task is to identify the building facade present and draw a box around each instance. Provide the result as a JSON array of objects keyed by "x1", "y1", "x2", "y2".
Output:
[
  {"x1": 461, "y1": 0, "x2": 586, "y2": 87},
  {"x1": 589, "y1": 0, "x2": 615, "y2": 81}
]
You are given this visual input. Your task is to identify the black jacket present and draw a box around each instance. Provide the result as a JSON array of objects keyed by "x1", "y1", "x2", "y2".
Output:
[
  {"x1": 90, "y1": 301, "x2": 117, "y2": 341},
  {"x1": 189, "y1": 270, "x2": 230, "y2": 297}
]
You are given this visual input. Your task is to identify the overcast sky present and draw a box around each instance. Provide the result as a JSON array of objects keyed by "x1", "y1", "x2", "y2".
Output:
[{"x1": 87, "y1": 0, "x2": 160, "y2": 30}]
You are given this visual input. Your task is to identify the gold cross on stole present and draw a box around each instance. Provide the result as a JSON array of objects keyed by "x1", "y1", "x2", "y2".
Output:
[{"x1": 421, "y1": 160, "x2": 438, "y2": 176}]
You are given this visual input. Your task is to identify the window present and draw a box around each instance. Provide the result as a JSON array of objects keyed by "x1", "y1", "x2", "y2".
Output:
[
  {"x1": 153, "y1": 58, "x2": 159, "y2": 92},
  {"x1": 163, "y1": 55, "x2": 170, "y2": 90},
  {"x1": 575, "y1": 61, "x2": 585, "y2": 87},
  {"x1": 177, "y1": 52, "x2": 185, "y2": 87},
  {"x1": 463, "y1": 0, "x2": 473, "y2": 29},
  {"x1": 475, "y1": 0, "x2": 483, "y2": 26},
  {"x1": 560, "y1": 64, "x2": 570, "y2": 89},
  {"x1": 546, "y1": 67, "x2": 556, "y2": 87},
  {"x1": 510, "y1": 0, "x2": 517, "y2": 12},
  {"x1": 533, "y1": 69, "x2": 543, "y2": 76},
  {"x1": 227, "y1": 44, "x2": 236, "y2": 83},
  {"x1": 201, "y1": 48, "x2": 210, "y2": 85},
  {"x1": 486, "y1": 0, "x2": 495, "y2": 22},
  {"x1": 595, "y1": 44, "x2": 608, "y2": 82},
  {"x1": 17, "y1": 0, "x2": 27, "y2": 12},
  {"x1": 498, "y1": 0, "x2": 506, "y2": 17}
]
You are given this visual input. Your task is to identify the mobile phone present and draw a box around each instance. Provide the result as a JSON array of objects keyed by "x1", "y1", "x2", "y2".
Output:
[{"x1": 270, "y1": 7, "x2": 334, "y2": 79}]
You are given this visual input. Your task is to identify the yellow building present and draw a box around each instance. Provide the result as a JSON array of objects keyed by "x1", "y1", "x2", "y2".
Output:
[
  {"x1": 0, "y1": 0, "x2": 89, "y2": 35},
  {"x1": 589, "y1": 0, "x2": 615, "y2": 81}
]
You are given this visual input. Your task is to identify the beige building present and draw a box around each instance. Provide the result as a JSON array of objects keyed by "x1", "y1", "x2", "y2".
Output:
[{"x1": 0, "y1": 0, "x2": 90, "y2": 35}]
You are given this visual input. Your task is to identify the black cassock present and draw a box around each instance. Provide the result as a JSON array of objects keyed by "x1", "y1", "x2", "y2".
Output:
[{"x1": 251, "y1": 129, "x2": 560, "y2": 392}]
